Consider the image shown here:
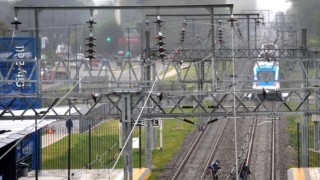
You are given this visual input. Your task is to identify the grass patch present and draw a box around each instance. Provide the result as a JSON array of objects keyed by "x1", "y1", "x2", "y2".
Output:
[
  {"x1": 42, "y1": 117, "x2": 198, "y2": 178},
  {"x1": 149, "y1": 118, "x2": 198, "y2": 179},
  {"x1": 42, "y1": 120, "x2": 121, "y2": 169},
  {"x1": 286, "y1": 101, "x2": 320, "y2": 167}
]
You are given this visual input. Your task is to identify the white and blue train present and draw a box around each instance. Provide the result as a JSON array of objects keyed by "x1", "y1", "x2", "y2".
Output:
[
  {"x1": 253, "y1": 43, "x2": 280, "y2": 92},
  {"x1": 251, "y1": 43, "x2": 286, "y2": 100},
  {"x1": 253, "y1": 61, "x2": 280, "y2": 91}
]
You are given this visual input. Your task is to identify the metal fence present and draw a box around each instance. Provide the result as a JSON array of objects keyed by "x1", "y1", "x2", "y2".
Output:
[
  {"x1": 41, "y1": 120, "x2": 143, "y2": 170},
  {"x1": 296, "y1": 122, "x2": 320, "y2": 167}
]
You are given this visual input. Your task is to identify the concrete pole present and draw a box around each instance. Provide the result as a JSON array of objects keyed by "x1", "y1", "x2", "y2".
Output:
[
  {"x1": 122, "y1": 93, "x2": 133, "y2": 180},
  {"x1": 160, "y1": 120, "x2": 163, "y2": 150},
  {"x1": 210, "y1": 7, "x2": 217, "y2": 91},
  {"x1": 35, "y1": 9, "x2": 41, "y2": 99},
  {"x1": 314, "y1": 52, "x2": 319, "y2": 151},
  {"x1": 144, "y1": 30, "x2": 152, "y2": 169},
  {"x1": 127, "y1": 28, "x2": 132, "y2": 88},
  {"x1": 301, "y1": 28, "x2": 309, "y2": 166},
  {"x1": 314, "y1": 121, "x2": 319, "y2": 151},
  {"x1": 34, "y1": 9, "x2": 41, "y2": 180},
  {"x1": 254, "y1": 19, "x2": 257, "y2": 49},
  {"x1": 247, "y1": 15, "x2": 251, "y2": 60}
]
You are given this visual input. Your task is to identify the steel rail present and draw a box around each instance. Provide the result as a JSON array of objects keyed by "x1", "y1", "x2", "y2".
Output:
[
  {"x1": 171, "y1": 117, "x2": 227, "y2": 180},
  {"x1": 226, "y1": 117, "x2": 256, "y2": 180},
  {"x1": 271, "y1": 114, "x2": 276, "y2": 180},
  {"x1": 199, "y1": 118, "x2": 229, "y2": 180},
  {"x1": 246, "y1": 116, "x2": 258, "y2": 164}
]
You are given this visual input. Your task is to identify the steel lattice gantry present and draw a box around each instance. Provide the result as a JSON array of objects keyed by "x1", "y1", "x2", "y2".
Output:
[
  {"x1": 0, "y1": 2, "x2": 318, "y2": 177},
  {"x1": 1, "y1": 87, "x2": 319, "y2": 120},
  {"x1": 3, "y1": 3, "x2": 241, "y2": 180}
]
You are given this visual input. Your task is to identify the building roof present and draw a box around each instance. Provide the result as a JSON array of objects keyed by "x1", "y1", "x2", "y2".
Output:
[{"x1": 0, "y1": 106, "x2": 77, "y2": 148}]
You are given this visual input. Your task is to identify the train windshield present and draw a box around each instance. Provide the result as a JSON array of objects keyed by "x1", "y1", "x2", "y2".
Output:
[{"x1": 257, "y1": 71, "x2": 275, "y2": 81}]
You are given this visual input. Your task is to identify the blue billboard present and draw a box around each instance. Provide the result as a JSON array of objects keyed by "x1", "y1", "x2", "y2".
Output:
[{"x1": 0, "y1": 37, "x2": 41, "y2": 110}]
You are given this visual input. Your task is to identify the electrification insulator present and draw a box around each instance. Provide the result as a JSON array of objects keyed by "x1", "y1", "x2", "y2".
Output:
[
  {"x1": 180, "y1": 27, "x2": 186, "y2": 44},
  {"x1": 156, "y1": 31, "x2": 165, "y2": 40},
  {"x1": 86, "y1": 35, "x2": 96, "y2": 41},
  {"x1": 11, "y1": 17, "x2": 22, "y2": 30},
  {"x1": 86, "y1": 16, "x2": 97, "y2": 27},
  {"x1": 158, "y1": 31, "x2": 166, "y2": 59},
  {"x1": 86, "y1": 42, "x2": 96, "y2": 47},
  {"x1": 156, "y1": 31, "x2": 166, "y2": 51},
  {"x1": 86, "y1": 16, "x2": 97, "y2": 69},
  {"x1": 145, "y1": 20, "x2": 149, "y2": 29},
  {"x1": 86, "y1": 55, "x2": 96, "y2": 59},
  {"x1": 159, "y1": 46, "x2": 166, "y2": 59},
  {"x1": 86, "y1": 49, "x2": 96, "y2": 53},
  {"x1": 227, "y1": 14, "x2": 237, "y2": 27},
  {"x1": 154, "y1": 15, "x2": 164, "y2": 25},
  {"x1": 256, "y1": 20, "x2": 261, "y2": 26}
]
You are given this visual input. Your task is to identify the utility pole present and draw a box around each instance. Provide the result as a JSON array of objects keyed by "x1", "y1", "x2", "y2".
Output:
[
  {"x1": 144, "y1": 26, "x2": 152, "y2": 169},
  {"x1": 301, "y1": 28, "x2": 309, "y2": 167},
  {"x1": 121, "y1": 93, "x2": 133, "y2": 180},
  {"x1": 126, "y1": 28, "x2": 132, "y2": 87}
]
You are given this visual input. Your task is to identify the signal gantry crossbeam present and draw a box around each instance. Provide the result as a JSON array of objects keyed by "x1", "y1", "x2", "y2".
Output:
[{"x1": 0, "y1": 87, "x2": 319, "y2": 120}]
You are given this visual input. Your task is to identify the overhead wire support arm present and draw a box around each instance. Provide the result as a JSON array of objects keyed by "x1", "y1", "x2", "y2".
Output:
[
  {"x1": 14, "y1": 4, "x2": 234, "y2": 11},
  {"x1": 145, "y1": 13, "x2": 260, "y2": 18}
]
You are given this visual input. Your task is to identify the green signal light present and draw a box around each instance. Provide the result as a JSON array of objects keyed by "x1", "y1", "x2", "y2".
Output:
[{"x1": 106, "y1": 36, "x2": 111, "y2": 43}]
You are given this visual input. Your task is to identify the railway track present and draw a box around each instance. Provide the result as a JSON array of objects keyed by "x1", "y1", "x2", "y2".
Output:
[
  {"x1": 248, "y1": 112, "x2": 278, "y2": 180},
  {"x1": 168, "y1": 57, "x2": 281, "y2": 180},
  {"x1": 171, "y1": 115, "x2": 256, "y2": 180},
  {"x1": 171, "y1": 117, "x2": 228, "y2": 180}
]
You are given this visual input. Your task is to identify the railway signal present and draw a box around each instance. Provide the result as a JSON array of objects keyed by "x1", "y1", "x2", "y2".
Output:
[{"x1": 106, "y1": 36, "x2": 111, "y2": 43}]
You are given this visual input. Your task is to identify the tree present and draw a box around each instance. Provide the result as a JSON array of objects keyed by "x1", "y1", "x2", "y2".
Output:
[
  {"x1": 287, "y1": 0, "x2": 320, "y2": 45},
  {"x1": 0, "y1": 19, "x2": 9, "y2": 36}
]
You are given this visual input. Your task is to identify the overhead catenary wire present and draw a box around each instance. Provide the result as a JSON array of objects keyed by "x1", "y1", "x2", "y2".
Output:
[
  {"x1": 1, "y1": 14, "x2": 235, "y2": 176},
  {"x1": 101, "y1": 21, "x2": 228, "y2": 177},
  {"x1": 232, "y1": 28, "x2": 239, "y2": 180}
]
